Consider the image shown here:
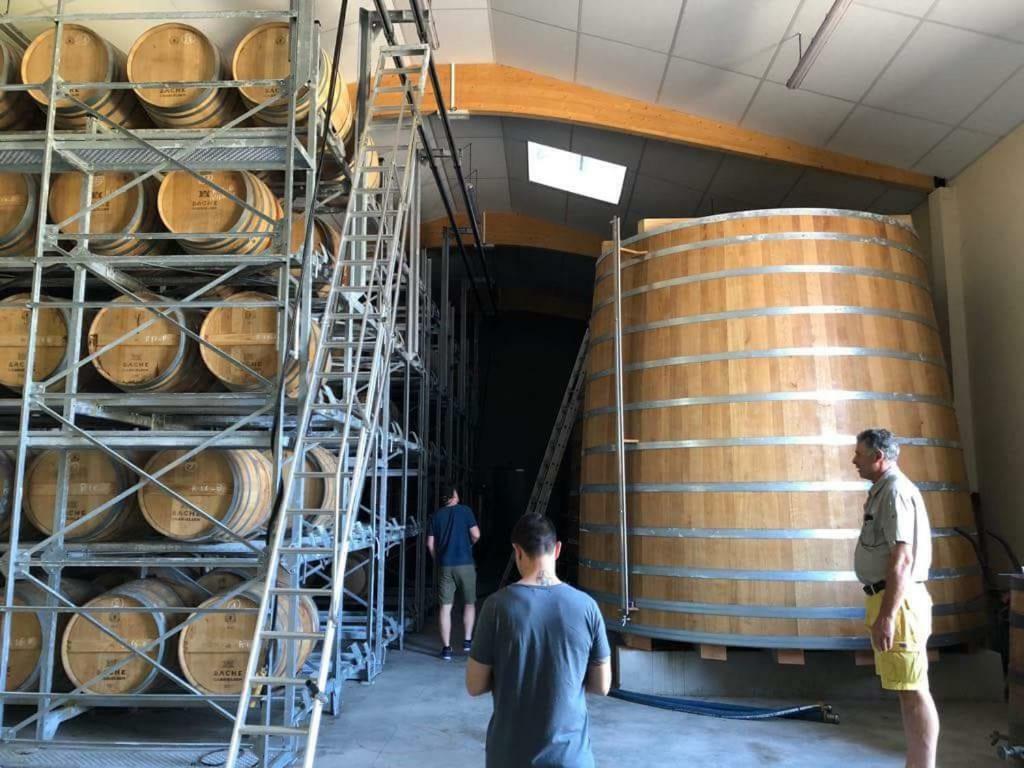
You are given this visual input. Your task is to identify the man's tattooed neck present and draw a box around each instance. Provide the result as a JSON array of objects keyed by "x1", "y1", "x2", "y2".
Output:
[{"x1": 537, "y1": 569, "x2": 554, "y2": 586}]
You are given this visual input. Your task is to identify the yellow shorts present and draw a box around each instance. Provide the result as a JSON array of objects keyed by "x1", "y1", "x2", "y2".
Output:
[{"x1": 864, "y1": 583, "x2": 932, "y2": 692}]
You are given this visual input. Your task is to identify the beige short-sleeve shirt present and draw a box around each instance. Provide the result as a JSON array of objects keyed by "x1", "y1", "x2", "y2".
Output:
[{"x1": 854, "y1": 466, "x2": 932, "y2": 585}]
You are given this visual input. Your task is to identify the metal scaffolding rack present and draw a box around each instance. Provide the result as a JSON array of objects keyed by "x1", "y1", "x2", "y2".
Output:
[{"x1": 0, "y1": 1, "x2": 478, "y2": 765}]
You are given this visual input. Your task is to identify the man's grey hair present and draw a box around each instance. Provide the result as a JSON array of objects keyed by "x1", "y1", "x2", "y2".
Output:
[{"x1": 857, "y1": 428, "x2": 900, "y2": 461}]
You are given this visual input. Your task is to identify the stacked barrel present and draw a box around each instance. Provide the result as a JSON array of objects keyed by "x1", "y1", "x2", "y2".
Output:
[{"x1": 0, "y1": 17, "x2": 363, "y2": 699}]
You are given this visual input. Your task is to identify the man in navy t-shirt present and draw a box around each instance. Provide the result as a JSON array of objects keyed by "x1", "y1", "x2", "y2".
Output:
[
  {"x1": 466, "y1": 513, "x2": 611, "y2": 767},
  {"x1": 427, "y1": 485, "x2": 481, "y2": 661}
]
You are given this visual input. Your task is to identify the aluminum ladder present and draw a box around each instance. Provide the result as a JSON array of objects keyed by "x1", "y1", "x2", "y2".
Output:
[
  {"x1": 225, "y1": 43, "x2": 431, "y2": 768},
  {"x1": 499, "y1": 328, "x2": 590, "y2": 587}
]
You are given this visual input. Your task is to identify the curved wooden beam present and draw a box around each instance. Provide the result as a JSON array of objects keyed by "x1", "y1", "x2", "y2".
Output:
[
  {"x1": 421, "y1": 211, "x2": 603, "y2": 258},
  {"x1": 369, "y1": 63, "x2": 934, "y2": 191}
]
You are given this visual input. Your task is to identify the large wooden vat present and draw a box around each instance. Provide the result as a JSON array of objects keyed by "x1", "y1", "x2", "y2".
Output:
[
  {"x1": 157, "y1": 170, "x2": 282, "y2": 255},
  {"x1": 2, "y1": 578, "x2": 94, "y2": 691},
  {"x1": 0, "y1": 40, "x2": 35, "y2": 131},
  {"x1": 138, "y1": 448, "x2": 273, "y2": 542},
  {"x1": 127, "y1": 23, "x2": 238, "y2": 129},
  {"x1": 232, "y1": 22, "x2": 353, "y2": 137},
  {"x1": 48, "y1": 172, "x2": 162, "y2": 258},
  {"x1": 579, "y1": 209, "x2": 983, "y2": 650},
  {"x1": 21, "y1": 24, "x2": 146, "y2": 129},
  {"x1": 178, "y1": 583, "x2": 317, "y2": 695},
  {"x1": 61, "y1": 578, "x2": 183, "y2": 694},
  {"x1": 0, "y1": 173, "x2": 38, "y2": 258},
  {"x1": 87, "y1": 294, "x2": 212, "y2": 393},
  {"x1": 24, "y1": 449, "x2": 144, "y2": 542}
]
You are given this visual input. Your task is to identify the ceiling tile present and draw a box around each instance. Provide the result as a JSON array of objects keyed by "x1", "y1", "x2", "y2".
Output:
[
  {"x1": 509, "y1": 179, "x2": 569, "y2": 223},
  {"x1": 566, "y1": 172, "x2": 636, "y2": 217},
  {"x1": 505, "y1": 140, "x2": 530, "y2": 180},
  {"x1": 869, "y1": 188, "x2": 928, "y2": 215},
  {"x1": 471, "y1": 178, "x2": 512, "y2": 211},
  {"x1": 636, "y1": 140, "x2": 720, "y2": 191},
  {"x1": 431, "y1": 9, "x2": 494, "y2": 63},
  {"x1": 627, "y1": 173, "x2": 704, "y2": 218},
  {"x1": 491, "y1": 0, "x2": 580, "y2": 30},
  {"x1": 695, "y1": 194, "x2": 756, "y2": 216},
  {"x1": 491, "y1": 11, "x2": 577, "y2": 80},
  {"x1": 580, "y1": 0, "x2": 684, "y2": 53},
  {"x1": 781, "y1": 169, "x2": 887, "y2": 209},
  {"x1": 913, "y1": 129, "x2": 999, "y2": 179},
  {"x1": 707, "y1": 156, "x2": 803, "y2": 207},
  {"x1": 929, "y1": 0, "x2": 1024, "y2": 43},
  {"x1": 501, "y1": 117, "x2": 573, "y2": 148},
  {"x1": 766, "y1": 1, "x2": 919, "y2": 101},
  {"x1": 569, "y1": 126, "x2": 645, "y2": 169},
  {"x1": 659, "y1": 57, "x2": 760, "y2": 124},
  {"x1": 673, "y1": 0, "x2": 801, "y2": 77},
  {"x1": 827, "y1": 105, "x2": 949, "y2": 168},
  {"x1": 855, "y1": 0, "x2": 934, "y2": 16},
  {"x1": 444, "y1": 116, "x2": 504, "y2": 139},
  {"x1": 565, "y1": 212, "x2": 619, "y2": 235},
  {"x1": 455, "y1": 137, "x2": 507, "y2": 179},
  {"x1": 964, "y1": 67, "x2": 1024, "y2": 136},
  {"x1": 575, "y1": 35, "x2": 668, "y2": 103},
  {"x1": 865, "y1": 22, "x2": 1024, "y2": 125},
  {"x1": 741, "y1": 81, "x2": 853, "y2": 147}
]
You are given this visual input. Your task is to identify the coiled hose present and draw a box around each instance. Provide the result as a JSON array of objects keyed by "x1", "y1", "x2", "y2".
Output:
[{"x1": 610, "y1": 688, "x2": 840, "y2": 724}]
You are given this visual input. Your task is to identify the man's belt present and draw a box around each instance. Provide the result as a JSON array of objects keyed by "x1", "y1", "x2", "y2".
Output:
[{"x1": 863, "y1": 580, "x2": 886, "y2": 596}]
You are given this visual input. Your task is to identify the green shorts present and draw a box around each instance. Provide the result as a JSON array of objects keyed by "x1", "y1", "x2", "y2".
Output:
[{"x1": 438, "y1": 564, "x2": 477, "y2": 605}]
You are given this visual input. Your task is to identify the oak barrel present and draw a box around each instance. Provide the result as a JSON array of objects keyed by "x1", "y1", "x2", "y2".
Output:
[
  {"x1": 0, "y1": 293, "x2": 67, "y2": 391},
  {"x1": 87, "y1": 293, "x2": 212, "y2": 393},
  {"x1": 0, "y1": 40, "x2": 35, "y2": 131},
  {"x1": 178, "y1": 582, "x2": 317, "y2": 695},
  {"x1": 198, "y1": 290, "x2": 318, "y2": 395},
  {"x1": 2, "y1": 578, "x2": 94, "y2": 691},
  {"x1": 138, "y1": 448, "x2": 273, "y2": 542},
  {"x1": 60, "y1": 578, "x2": 183, "y2": 694},
  {"x1": 127, "y1": 23, "x2": 238, "y2": 129},
  {"x1": 232, "y1": 22, "x2": 353, "y2": 137},
  {"x1": 21, "y1": 24, "x2": 147, "y2": 130},
  {"x1": 0, "y1": 173, "x2": 38, "y2": 258},
  {"x1": 580, "y1": 209, "x2": 983, "y2": 650},
  {"x1": 157, "y1": 170, "x2": 282, "y2": 255},
  {"x1": 48, "y1": 172, "x2": 162, "y2": 257},
  {"x1": 0, "y1": 451, "x2": 13, "y2": 535},
  {"x1": 24, "y1": 448, "x2": 144, "y2": 542}
]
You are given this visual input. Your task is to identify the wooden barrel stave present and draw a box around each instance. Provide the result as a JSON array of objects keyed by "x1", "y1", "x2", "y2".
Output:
[
  {"x1": 0, "y1": 40, "x2": 36, "y2": 130},
  {"x1": 579, "y1": 210, "x2": 983, "y2": 650},
  {"x1": 0, "y1": 173, "x2": 38, "y2": 258}
]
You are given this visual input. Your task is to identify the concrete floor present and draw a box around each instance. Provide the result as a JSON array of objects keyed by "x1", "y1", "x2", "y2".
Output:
[{"x1": 317, "y1": 634, "x2": 1009, "y2": 768}]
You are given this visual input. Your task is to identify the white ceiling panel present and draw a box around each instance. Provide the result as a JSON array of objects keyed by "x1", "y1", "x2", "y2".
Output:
[
  {"x1": 636, "y1": 140, "x2": 720, "y2": 191},
  {"x1": 491, "y1": 11, "x2": 577, "y2": 81},
  {"x1": 855, "y1": 0, "x2": 934, "y2": 17},
  {"x1": 869, "y1": 188, "x2": 928, "y2": 215},
  {"x1": 490, "y1": 0, "x2": 580, "y2": 30},
  {"x1": 781, "y1": 169, "x2": 887, "y2": 210},
  {"x1": 827, "y1": 105, "x2": 949, "y2": 168},
  {"x1": 964, "y1": 67, "x2": 1024, "y2": 136},
  {"x1": 707, "y1": 155, "x2": 803, "y2": 207},
  {"x1": 628, "y1": 173, "x2": 703, "y2": 218},
  {"x1": 673, "y1": 0, "x2": 801, "y2": 77},
  {"x1": 580, "y1": 0, "x2": 683, "y2": 53},
  {"x1": 501, "y1": 117, "x2": 573, "y2": 149},
  {"x1": 659, "y1": 57, "x2": 760, "y2": 124},
  {"x1": 913, "y1": 129, "x2": 999, "y2": 179},
  {"x1": 569, "y1": 126, "x2": 645, "y2": 169},
  {"x1": 471, "y1": 177, "x2": 512, "y2": 211},
  {"x1": 865, "y1": 22, "x2": 1024, "y2": 126},
  {"x1": 741, "y1": 81, "x2": 853, "y2": 147},
  {"x1": 508, "y1": 179, "x2": 569, "y2": 223},
  {"x1": 431, "y1": 9, "x2": 494, "y2": 63},
  {"x1": 575, "y1": 35, "x2": 668, "y2": 103},
  {"x1": 929, "y1": 0, "x2": 1024, "y2": 43},
  {"x1": 455, "y1": 137, "x2": 507, "y2": 179},
  {"x1": 766, "y1": 1, "x2": 919, "y2": 101}
]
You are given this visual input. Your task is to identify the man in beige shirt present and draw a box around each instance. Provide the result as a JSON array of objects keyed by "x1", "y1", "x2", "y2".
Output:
[{"x1": 853, "y1": 428, "x2": 938, "y2": 768}]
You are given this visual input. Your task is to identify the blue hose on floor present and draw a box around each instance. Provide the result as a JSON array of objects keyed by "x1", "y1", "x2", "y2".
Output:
[{"x1": 610, "y1": 688, "x2": 840, "y2": 724}]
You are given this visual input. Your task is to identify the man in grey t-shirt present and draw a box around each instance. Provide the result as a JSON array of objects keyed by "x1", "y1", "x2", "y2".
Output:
[{"x1": 466, "y1": 513, "x2": 611, "y2": 768}]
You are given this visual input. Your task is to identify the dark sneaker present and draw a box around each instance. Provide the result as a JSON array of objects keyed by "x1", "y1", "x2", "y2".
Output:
[
  {"x1": 462, "y1": 639, "x2": 472, "y2": 653},
  {"x1": 440, "y1": 646, "x2": 453, "y2": 662}
]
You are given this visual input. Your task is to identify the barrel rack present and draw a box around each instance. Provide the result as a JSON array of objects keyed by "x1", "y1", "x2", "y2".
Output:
[{"x1": 0, "y1": 1, "x2": 480, "y2": 765}]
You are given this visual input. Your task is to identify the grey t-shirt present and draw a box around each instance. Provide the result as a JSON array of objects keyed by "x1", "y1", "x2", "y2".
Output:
[{"x1": 470, "y1": 582, "x2": 611, "y2": 768}]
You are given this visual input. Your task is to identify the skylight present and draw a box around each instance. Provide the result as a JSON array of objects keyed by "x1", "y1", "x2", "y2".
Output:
[{"x1": 527, "y1": 141, "x2": 627, "y2": 205}]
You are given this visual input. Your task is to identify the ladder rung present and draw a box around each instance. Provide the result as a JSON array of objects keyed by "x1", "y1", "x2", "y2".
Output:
[
  {"x1": 376, "y1": 85, "x2": 416, "y2": 94},
  {"x1": 352, "y1": 187, "x2": 385, "y2": 194},
  {"x1": 292, "y1": 471, "x2": 335, "y2": 479},
  {"x1": 239, "y1": 724, "x2": 309, "y2": 737},
  {"x1": 261, "y1": 630, "x2": 324, "y2": 641},
  {"x1": 381, "y1": 66, "x2": 422, "y2": 75},
  {"x1": 285, "y1": 507, "x2": 335, "y2": 516},
  {"x1": 280, "y1": 546, "x2": 334, "y2": 555},
  {"x1": 250, "y1": 675, "x2": 308, "y2": 687},
  {"x1": 272, "y1": 587, "x2": 332, "y2": 596}
]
